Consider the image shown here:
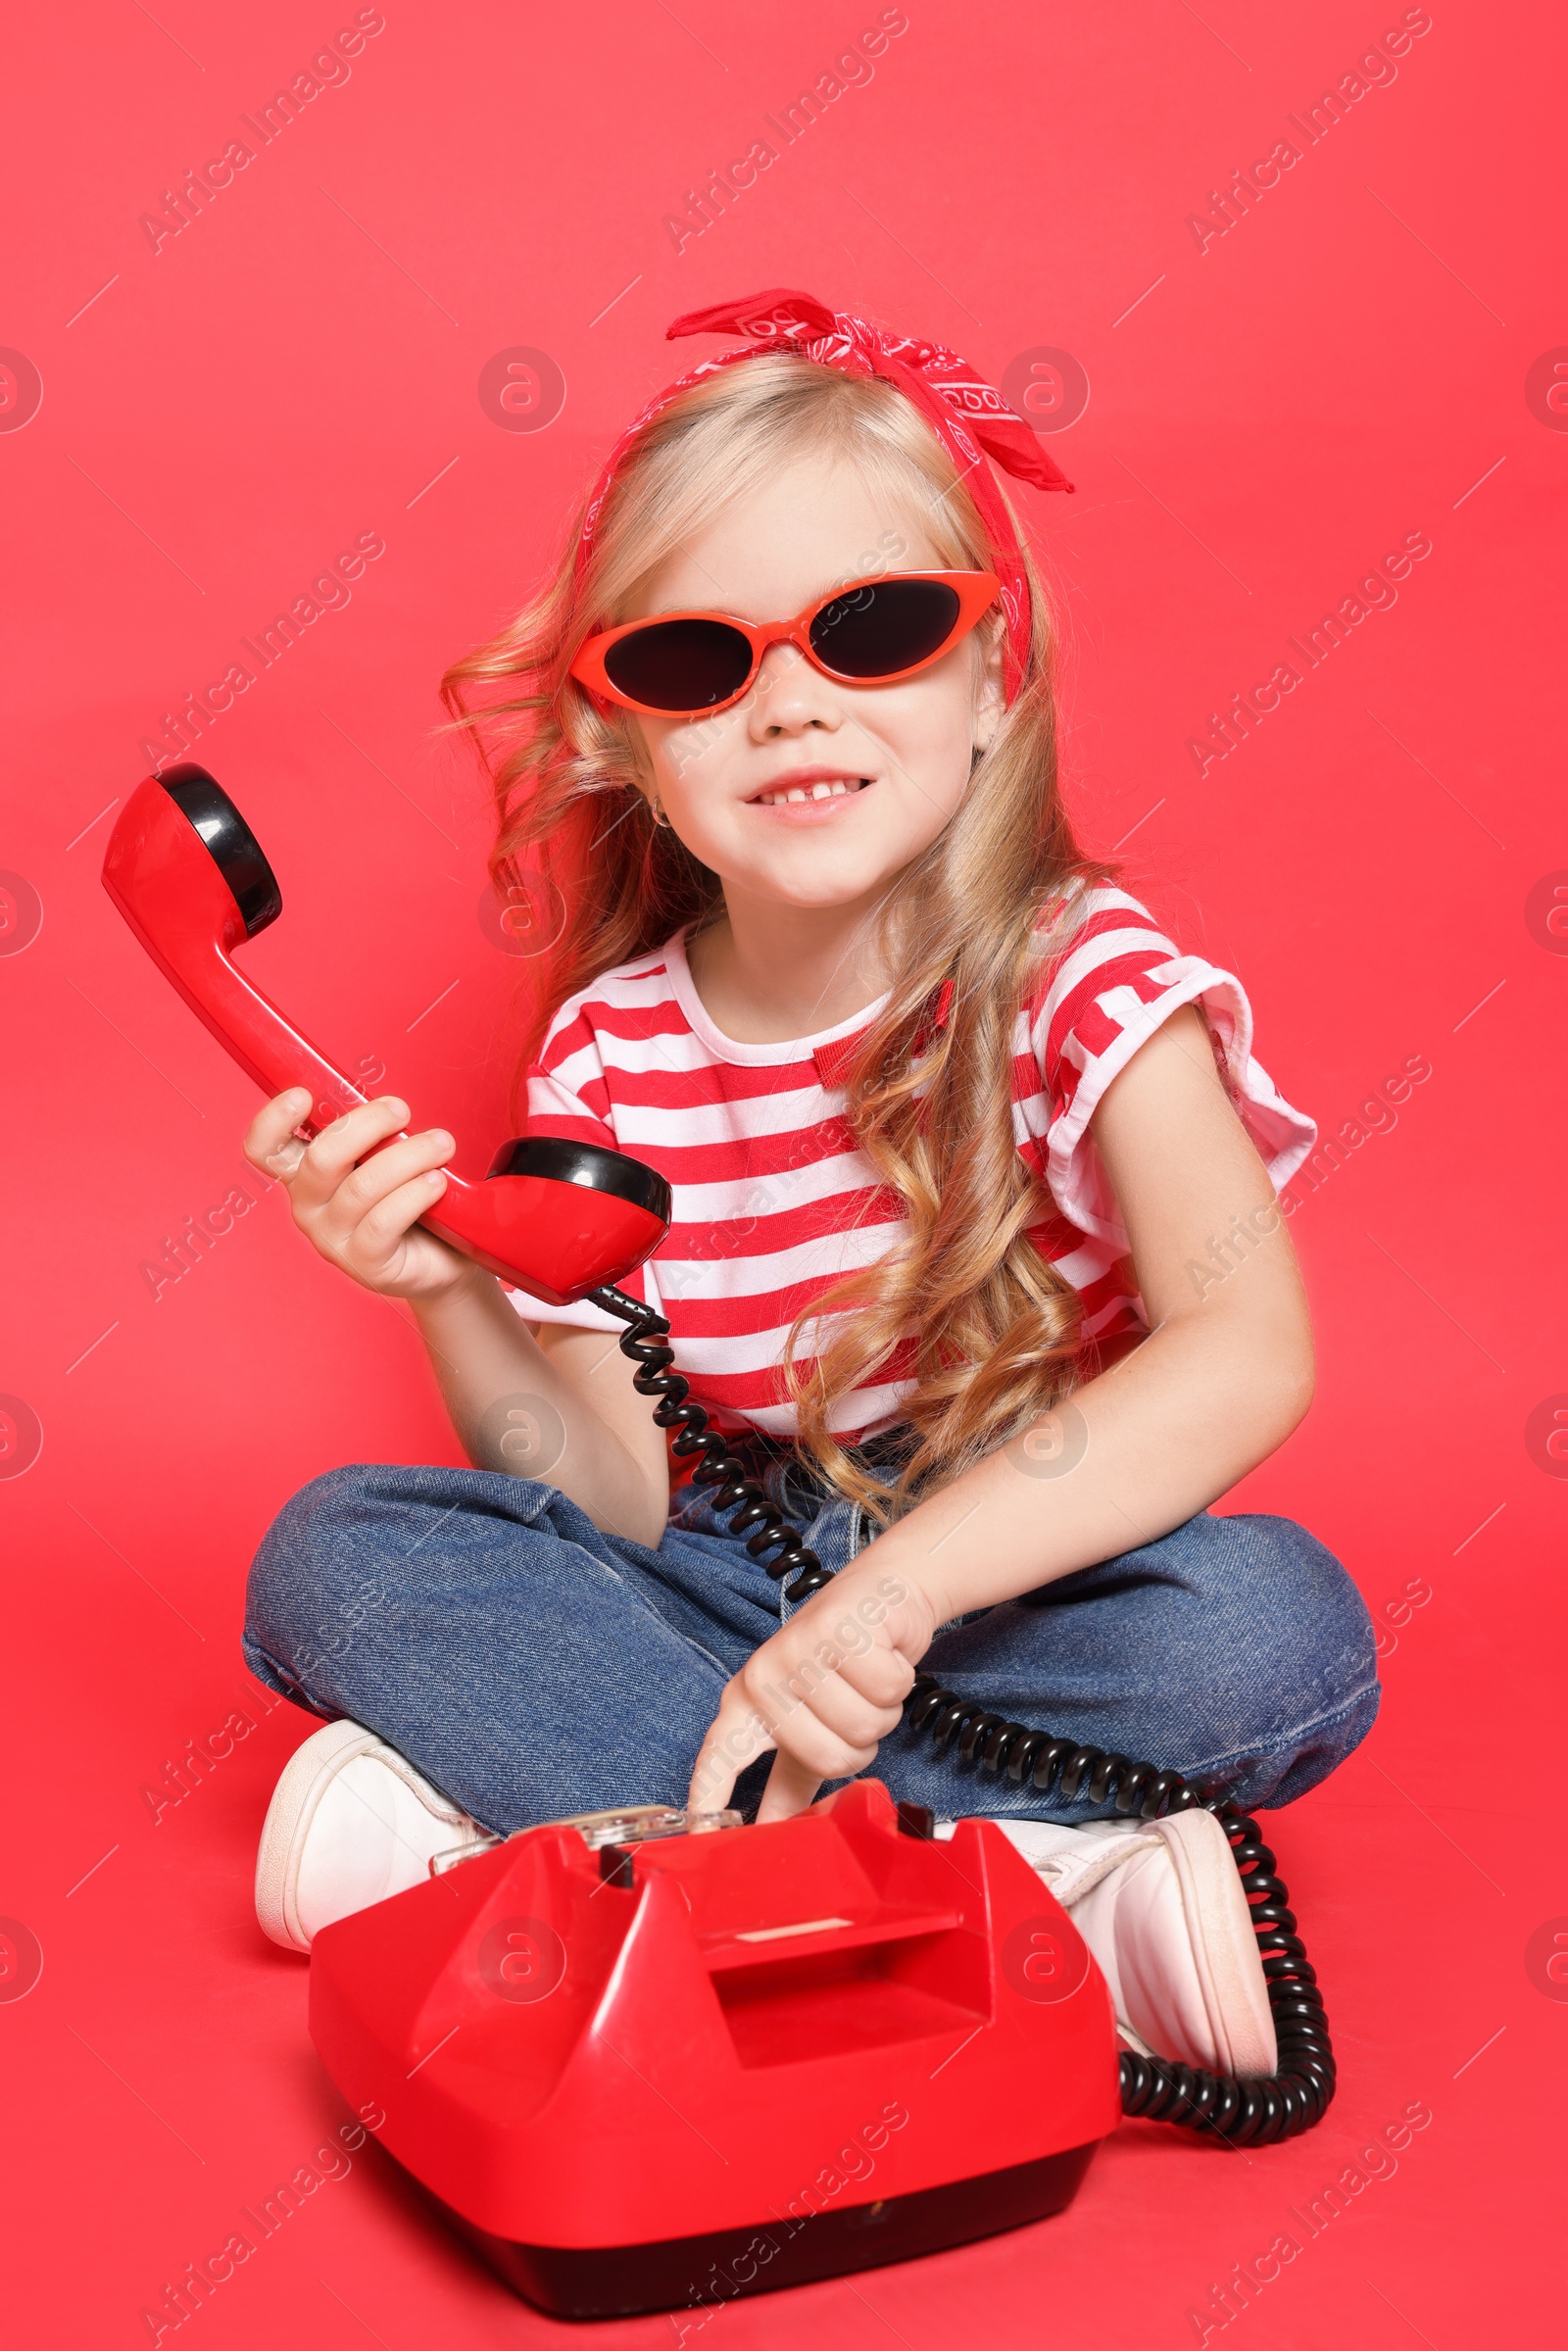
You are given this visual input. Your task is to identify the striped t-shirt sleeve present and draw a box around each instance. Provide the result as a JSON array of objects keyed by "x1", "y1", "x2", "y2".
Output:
[{"x1": 1019, "y1": 887, "x2": 1317, "y2": 1249}]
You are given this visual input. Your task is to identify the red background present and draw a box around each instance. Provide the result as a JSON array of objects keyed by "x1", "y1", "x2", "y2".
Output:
[{"x1": 2, "y1": 3, "x2": 1561, "y2": 2343}]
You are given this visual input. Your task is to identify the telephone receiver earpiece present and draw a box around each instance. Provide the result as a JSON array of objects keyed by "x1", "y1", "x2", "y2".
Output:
[{"x1": 101, "y1": 766, "x2": 671, "y2": 1305}]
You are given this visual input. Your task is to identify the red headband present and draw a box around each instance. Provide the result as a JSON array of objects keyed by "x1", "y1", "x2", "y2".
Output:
[{"x1": 572, "y1": 286, "x2": 1074, "y2": 707}]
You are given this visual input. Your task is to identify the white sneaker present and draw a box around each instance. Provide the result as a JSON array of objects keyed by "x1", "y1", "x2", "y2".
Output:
[
  {"x1": 941, "y1": 1809, "x2": 1277, "y2": 2077},
  {"x1": 255, "y1": 1719, "x2": 490, "y2": 1953}
]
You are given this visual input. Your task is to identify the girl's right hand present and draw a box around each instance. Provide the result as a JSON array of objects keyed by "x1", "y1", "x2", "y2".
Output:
[{"x1": 243, "y1": 1087, "x2": 475, "y2": 1302}]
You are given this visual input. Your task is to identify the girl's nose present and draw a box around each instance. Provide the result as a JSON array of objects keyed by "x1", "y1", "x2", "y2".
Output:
[{"x1": 747, "y1": 639, "x2": 844, "y2": 735}]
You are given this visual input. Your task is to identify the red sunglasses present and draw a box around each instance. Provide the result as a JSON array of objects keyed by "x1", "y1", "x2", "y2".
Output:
[{"x1": 568, "y1": 568, "x2": 1001, "y2": 720}]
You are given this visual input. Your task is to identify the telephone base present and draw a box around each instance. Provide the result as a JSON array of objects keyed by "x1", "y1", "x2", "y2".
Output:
[{"x1": 443, "y1": 2141, "x2": 1099, "y2": 2320}]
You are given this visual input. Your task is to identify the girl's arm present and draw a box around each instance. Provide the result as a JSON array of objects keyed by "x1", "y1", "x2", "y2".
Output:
[
  {"x1": 871, "y1": 999, "x2": 1315, "y2": 1622},
  {"x1": 687, "y1": 1003, "x2": 1317, "y2": 1818},
  {"x1": 411, "y1": 1281, "x2": 672, "y2": 1543},
  {"x1": 244, "y1": 1088, "x2": 672, "y2": 1544}
]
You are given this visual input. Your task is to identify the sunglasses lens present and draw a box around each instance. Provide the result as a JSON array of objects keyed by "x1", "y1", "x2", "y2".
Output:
[
  {"x1": 808, "y1": 577, "x2": 964, "y2": 678},
  {"x1": 602, "y1": 617, "x2": 755, "y2": 712}
]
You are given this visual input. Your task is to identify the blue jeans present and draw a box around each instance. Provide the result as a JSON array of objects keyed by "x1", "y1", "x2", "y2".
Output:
[{"x1": 242, "y1": 1450, "x2": 1380, "y2": 1836}]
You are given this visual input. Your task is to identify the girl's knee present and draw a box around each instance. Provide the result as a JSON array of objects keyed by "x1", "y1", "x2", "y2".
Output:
[
  {"x1": 1157, "y1": 1513, "x2": 1381, "y2": 1796},
  {"x1": 244, "y1": 1461, "x2": 486, "y2": 1690},
  {"x1": 247, "y1": 1464, "x2": 383, "y2": 1617},
  {"x1": 1187, "y1": 1512, "x2": 1379, "y2": 1708},
  {"x1": 245, "y1": 1465, "x2": 400, "y2": 1693},
  {"x1": 243, "y1": 1460, "x2": 587, "y2": 1709}
]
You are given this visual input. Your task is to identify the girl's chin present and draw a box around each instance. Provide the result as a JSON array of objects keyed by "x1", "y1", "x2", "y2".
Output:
[{"x1": 696, "y1": 833, "x2": 891, "y2": 899}]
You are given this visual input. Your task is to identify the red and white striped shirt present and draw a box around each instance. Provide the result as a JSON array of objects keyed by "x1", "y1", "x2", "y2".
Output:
[{"x1": 515, "y1": 885, "x2": 1315, "y2": 1443}]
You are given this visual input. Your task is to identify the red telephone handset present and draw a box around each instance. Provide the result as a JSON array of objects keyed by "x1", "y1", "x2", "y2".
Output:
[{"x1": 101, "y1": 766, "x2": 670, "y2": 1306}]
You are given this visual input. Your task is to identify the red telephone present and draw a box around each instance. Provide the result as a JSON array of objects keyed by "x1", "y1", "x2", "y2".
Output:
[
  {"x1": 310, "y1": 1779, "x2": 1120, "y2": 2319},
  {"x1": 102, "y1": 765, "x2": 668, "y2": 1306}
]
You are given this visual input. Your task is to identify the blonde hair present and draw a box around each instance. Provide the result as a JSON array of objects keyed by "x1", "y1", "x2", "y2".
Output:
[{"x1": 442, "y1": 353, "x2": 1119, "y2": 1526}]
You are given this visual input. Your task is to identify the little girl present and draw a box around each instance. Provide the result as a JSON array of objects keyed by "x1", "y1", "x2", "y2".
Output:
[{"x1": 242, "y1": 289, "x2": 1378, "y2": 2077}]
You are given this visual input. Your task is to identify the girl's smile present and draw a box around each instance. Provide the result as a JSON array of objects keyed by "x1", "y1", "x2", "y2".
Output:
[{"x1": 747, "y1": 765, "x2": 875, "y2": 816}]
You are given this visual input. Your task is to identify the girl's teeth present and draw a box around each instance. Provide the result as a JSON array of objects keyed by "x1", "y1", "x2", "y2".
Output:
[{"x1": 760, "y1": 778, "x2": 864, "y2": 806}]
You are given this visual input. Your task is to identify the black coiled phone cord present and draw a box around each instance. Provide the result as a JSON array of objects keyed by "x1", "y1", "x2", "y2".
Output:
[
  {"x1": 593, "y1": 1285, "x2": 1336, "y2": 2147},
  {"x1": 592, "y1": 1285, "x2": 836, "y2": 1598}
]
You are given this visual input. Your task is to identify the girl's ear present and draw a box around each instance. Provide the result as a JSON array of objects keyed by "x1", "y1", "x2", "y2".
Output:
[
  {"x1": 972, "y1": 616, "x2": 1007, "y2": 755},
  {"x1": 615, "y1": 710, "x2": 658, "y2": 790}
]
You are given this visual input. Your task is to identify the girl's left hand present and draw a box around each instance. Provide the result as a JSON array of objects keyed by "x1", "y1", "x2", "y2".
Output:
[{"x1": 686, "y1": 1558, "x2": 942, "y2": 1823}]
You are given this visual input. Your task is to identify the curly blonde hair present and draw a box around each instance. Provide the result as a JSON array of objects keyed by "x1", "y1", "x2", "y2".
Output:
[{"x1": 442, "y1": 353, "x2": 1119, "y2": 1526}]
